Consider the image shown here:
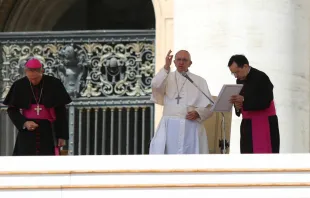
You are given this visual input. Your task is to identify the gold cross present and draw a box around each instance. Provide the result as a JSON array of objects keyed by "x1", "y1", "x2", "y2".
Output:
[{"x1": 34, "y1": 105, "x2": 42, "y2": 115}]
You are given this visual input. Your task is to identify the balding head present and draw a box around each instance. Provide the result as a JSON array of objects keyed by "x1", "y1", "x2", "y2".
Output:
[
  {"x1": 174, "y1": 50, "x2": 192, "y2": 72},
  {"x1": 175, "y1": 50, "x2": 191, "y2": 61}
]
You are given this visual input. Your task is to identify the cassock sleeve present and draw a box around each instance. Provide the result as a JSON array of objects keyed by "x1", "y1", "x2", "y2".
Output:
[
  {"x1": 242, "y1": 74, "x2": 274, "y2": 111},
  {"x1": 150, "y1": 68, "x2": 169, "y2": 105},
  {"x1": 3, "y1": 78, "x2": 31, "y2": 109},
  {"x1": 54, "y1": 105, "x2": 69, "y2": 140},
  {"x1": 195, "y1": 79, "x2": 214, "y2": 122},
  {"x1": 233, "y1": 79, "x2": 243, "y2": 117},
  {"x1": 234, "y1": 105, "x2": 241, "y2": 117},
  {"x1": 7, "y1": 106, "x2": 27, "y2": 131}
]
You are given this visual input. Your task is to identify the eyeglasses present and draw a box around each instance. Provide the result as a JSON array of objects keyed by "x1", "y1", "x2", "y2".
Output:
[
  {"x1": 231, "y1": 69, "x2": 242, "y2": 77},
  {"x1": 231, "y1": 71, "x2": 239, "y2": 75},
  {"x1": 175, "y1": 58, "x2": 189, "y2": 62},
  {"x1": 25, "y1": 68, "x2": 42, "y2": 72}
]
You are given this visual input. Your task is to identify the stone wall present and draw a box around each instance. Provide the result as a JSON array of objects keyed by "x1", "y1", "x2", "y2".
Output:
[{"x1": 0, "y1": 0, "x2": 16, "y2": 31}]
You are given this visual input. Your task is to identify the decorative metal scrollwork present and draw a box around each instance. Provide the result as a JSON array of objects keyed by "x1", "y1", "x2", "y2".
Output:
[{"x1": 1, "y1": 39, "x2": 155, "y2": 99}]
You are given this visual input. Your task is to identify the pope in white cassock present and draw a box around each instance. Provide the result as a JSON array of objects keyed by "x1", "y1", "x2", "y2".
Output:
[{"x1": 149, "y1": 50, "x2": 213, "y2": 154}]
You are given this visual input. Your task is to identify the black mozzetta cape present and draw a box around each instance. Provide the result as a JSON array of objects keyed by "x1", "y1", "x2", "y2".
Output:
[
  {"x1": 235, "y1": 67, "x2": 274, "y2": 116},
  {"x1": 3, "y1": 75, "x2": 72, "y2": 109}
]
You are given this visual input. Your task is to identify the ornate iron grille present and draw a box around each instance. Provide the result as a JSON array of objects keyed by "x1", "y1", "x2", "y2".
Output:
[{"x1": 0, "y1": 30, "x2": 155, "y2": 156}]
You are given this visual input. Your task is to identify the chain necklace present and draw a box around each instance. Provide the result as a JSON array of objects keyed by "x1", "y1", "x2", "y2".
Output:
[
  {"x1": 175, "y1": 71, "x2": 187, "y2": 104},
  {"x1": 29, "y1": 77, "x2": 44, "y2": 115}
]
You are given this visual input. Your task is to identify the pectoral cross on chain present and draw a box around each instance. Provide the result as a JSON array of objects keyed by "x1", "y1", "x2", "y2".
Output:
[
  {"x1": 34, "y1": 105, "x2": 42, "y2": 115},
  {"x1": 175, "y1": 95, "x2": 182, "y2": 104},
  {"x1": 174, "y1": 72, "x2": 187, "y2": 105}
]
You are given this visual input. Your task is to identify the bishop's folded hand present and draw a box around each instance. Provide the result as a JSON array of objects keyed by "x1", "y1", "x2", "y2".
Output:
[{"x1": 24, "y1": 121, "x2": 39, "y2": 131}]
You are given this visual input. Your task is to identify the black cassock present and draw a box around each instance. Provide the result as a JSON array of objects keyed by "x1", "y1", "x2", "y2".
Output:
[
  {"x1": 3, "y1": 75, "x2": 72, "y2": 156},
  {"x1": 235, "y1": 67, "x2": 280, "y2": 153}
]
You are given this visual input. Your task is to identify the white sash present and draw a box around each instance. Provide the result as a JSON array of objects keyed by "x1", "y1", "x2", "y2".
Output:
[{"x1": 163, "y1": 105, "x2": 196, "y2": 119}]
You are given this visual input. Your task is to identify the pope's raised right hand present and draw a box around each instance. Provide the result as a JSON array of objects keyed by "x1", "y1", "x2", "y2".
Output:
[{"x1": 164, "y1": 50, "x2": 173, "y2": 70}]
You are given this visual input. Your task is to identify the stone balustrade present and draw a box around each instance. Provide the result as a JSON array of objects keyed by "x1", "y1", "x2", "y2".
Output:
[{"x1": 0, "y1": 154, "x2": 310, "y2": 198}]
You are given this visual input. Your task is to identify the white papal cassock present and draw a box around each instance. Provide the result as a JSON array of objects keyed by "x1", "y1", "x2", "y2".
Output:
[{"x1": 149, "y1": 68, "x2": 213, "y2": 154}]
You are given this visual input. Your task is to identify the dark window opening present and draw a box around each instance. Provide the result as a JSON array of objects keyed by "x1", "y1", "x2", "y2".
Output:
[{"x1": 53, "y1": 0, "x2": 155, "y2": 31}]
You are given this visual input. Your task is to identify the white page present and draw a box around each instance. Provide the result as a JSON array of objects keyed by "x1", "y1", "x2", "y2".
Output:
[{"x1": 211, "y1": 84, "x2": 243, "y2": 112}]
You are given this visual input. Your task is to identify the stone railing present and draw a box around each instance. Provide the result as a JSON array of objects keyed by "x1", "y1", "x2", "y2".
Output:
[{"x1": 0, "y1": 155, "x2": 309, "y2": 197}]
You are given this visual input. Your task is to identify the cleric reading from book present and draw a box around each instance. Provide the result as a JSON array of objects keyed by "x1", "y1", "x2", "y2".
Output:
[{"x1": 228, "y1": 54, "x2": 280, "y2": 154}]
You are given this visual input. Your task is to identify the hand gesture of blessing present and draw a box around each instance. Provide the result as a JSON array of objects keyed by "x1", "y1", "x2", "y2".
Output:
[{"x1": 164, "y1": 50, "x2": 173, "y2": 70}]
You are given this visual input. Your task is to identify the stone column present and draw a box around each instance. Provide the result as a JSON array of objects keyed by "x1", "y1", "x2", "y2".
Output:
[
  {"x1": 152, "y1": 0, "x2": 174, "y2": 129},
  {"x1": 174, "y1": 0, "x2": 310, "y2": 153}
]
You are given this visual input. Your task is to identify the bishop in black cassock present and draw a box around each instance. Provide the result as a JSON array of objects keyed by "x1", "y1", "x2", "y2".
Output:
[
  {"x1": 228, "y1": 55, "x2": 280, "y2": 154},
  {"x1": 3, "y1": 58, "x2": 72, "y2": 156}
]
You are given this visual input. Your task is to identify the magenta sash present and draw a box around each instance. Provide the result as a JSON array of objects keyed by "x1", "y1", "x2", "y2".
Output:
[
  {"x1": 242, "y1": 101, "x2": 276, "y2": 153},
  {"x1": 22, "y1": 104, "x2": 56, "y2": 122},
  {"x1": 22, "y1": 104, "x2": 60, "y2": 156}
]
